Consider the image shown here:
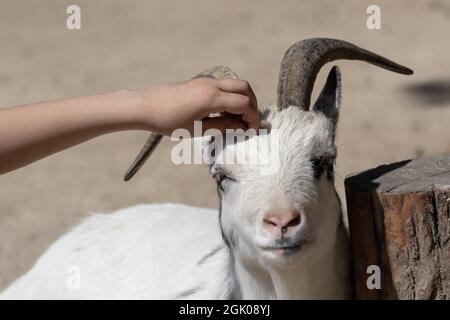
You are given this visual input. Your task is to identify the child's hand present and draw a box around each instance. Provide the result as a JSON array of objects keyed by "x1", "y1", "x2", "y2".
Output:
[{"x1": 138, "y1": 77, "x2": 259, "y2": 136}]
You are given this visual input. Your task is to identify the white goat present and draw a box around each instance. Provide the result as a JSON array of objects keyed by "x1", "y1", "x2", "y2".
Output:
[{"x1": 0, "y1": 38, "x2": 412, "y2": 300}]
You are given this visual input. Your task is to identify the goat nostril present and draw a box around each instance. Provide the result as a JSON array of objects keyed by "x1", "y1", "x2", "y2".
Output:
[{"x1": 287, "y1": 214, "x2": 301, "y2": 227}]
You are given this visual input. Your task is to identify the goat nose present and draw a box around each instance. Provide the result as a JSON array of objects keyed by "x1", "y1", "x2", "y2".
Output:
[{"x1": 262, "y1": 211, "x2": 301, "y2": 238}]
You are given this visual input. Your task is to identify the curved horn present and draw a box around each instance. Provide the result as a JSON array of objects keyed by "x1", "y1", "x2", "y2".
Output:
[
  {"x1": 123, "y1": 66, "x2": 239, "y2": 181},
  {"x1": 277, "y1": 38, "x2": 413, "y2": 110}
]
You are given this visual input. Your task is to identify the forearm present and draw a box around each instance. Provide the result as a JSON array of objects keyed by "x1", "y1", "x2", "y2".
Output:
[{"x1": 0, "y1": 90, "x2": 143, "y2": 174}]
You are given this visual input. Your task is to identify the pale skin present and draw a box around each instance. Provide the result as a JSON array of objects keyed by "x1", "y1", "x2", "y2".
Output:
[{"x1": 0, "y1": 78, "x2": 258, "y2": 175}]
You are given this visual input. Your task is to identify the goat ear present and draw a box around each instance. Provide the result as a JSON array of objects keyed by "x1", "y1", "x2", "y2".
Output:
[{"x1": 312, "y1": 66, "x2": 341, "y2": 129}]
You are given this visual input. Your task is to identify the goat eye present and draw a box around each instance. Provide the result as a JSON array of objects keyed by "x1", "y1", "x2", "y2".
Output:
[
  {"x1": 311, "y1": 156, "x2": 335, "y2": 180},
  {"x1": 215, "y1": 173, "x2": 229, "y2": 191},
  {"x1": 211, "y1": 167, "x2": 235, "y2": 192},
  {"x1": 311, "y1": 157, "x2": 325, "y2": 179}
]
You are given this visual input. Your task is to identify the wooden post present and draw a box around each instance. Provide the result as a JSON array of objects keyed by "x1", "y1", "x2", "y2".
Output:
[{"x1": 345, "y1": 155, "x2": 450, "y2": 299}]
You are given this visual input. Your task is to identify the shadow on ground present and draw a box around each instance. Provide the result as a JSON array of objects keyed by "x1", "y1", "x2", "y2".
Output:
[{"x1": 402, "y1": 79, "x2": 450, "y2": 107}]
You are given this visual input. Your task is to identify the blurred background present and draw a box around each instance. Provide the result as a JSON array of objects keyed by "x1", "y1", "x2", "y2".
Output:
[{"x1": 0, "y1": 0, "x2": 449, "y2": 290}]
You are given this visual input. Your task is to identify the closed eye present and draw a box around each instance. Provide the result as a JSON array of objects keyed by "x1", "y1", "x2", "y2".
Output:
[
  {"x1": 210, "y1": 166, "x2": 236, "y2": 192},
  {"x1": 311, "y1": 156, "x2": 335, "y2": 180},
  {"x1": 311, "y1": 157, "x2": 325, "y2": 179}
]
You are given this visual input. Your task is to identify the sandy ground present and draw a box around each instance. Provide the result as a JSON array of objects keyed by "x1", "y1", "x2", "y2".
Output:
[{"x1": 0, "y1": 0, "x2": 449, "y2": 291}]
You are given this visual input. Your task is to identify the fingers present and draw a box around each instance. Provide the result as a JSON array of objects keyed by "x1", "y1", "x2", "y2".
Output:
[
  {"x1": 201, "y1": 116, "x2": 248, "y2": 135},
  {"x1": 217, "y1": 79, "x2": 258, "y2": 110},
  {"x1": 212, "y1": 91, "x2": 259, "y2": 131}
]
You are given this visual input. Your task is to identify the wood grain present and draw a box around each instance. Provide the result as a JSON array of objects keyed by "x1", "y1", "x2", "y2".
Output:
[{"x1": 345, "y1": 155, "x2": 450, "y2": 299}]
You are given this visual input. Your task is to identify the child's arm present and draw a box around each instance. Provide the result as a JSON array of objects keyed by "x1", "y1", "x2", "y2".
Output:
[{"x1": 0, "y1": 78, "x2": 258, "y2": 175}]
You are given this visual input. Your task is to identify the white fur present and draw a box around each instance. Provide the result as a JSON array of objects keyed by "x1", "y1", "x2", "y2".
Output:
[
  {"x1": 1, "y1": 106, "x2": 350, "y2": 300},
  {"x1": 1, "y1": 204, "x2": 231, "y2": 299}
]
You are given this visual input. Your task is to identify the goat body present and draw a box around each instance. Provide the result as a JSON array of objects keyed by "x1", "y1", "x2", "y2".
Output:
[{"x1": 1, "y1": 204, "x2": 230, "y2": 299}]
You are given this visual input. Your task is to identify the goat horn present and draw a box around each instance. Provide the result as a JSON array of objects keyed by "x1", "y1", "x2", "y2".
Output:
[
  {"x1": 123, "y1": 66, "x2": 239, "y2": 181},
  {"x1": 277, "y1": 38, "x2": 413, "y2": 110}
]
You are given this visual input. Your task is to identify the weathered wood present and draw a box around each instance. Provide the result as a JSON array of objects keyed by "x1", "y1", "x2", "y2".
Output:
[{"x1": 345, "y1": 155, "x2": 450, "y2": 299}]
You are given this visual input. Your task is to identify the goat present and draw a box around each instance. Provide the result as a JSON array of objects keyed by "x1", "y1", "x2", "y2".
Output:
[{"x1": 0, "y1": 38, "x2": 412, "y2": 300}]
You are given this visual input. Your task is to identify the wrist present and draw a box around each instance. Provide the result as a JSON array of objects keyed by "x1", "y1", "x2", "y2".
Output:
[{"x1": 106, "y1": 89, "x2": 148, "y2": 131}]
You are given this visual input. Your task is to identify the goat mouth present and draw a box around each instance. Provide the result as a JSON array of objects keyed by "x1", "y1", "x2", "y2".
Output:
[{"x1": 260, "y1": 239, "x2": 307, "y2": 253}]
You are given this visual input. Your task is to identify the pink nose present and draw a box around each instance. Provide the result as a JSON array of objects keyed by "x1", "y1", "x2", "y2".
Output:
[{"x1": 262, "y1": 210, "x2": 301, "y2": 238}]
